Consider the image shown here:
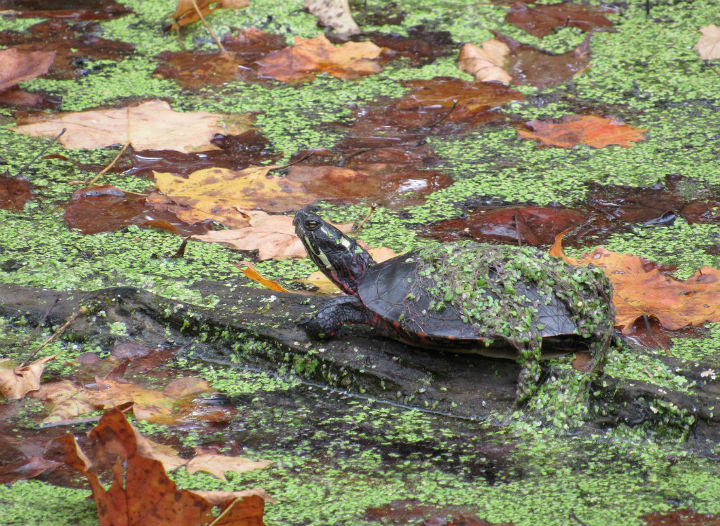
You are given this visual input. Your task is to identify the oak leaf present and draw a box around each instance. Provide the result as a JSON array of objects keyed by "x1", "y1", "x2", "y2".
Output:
[
  {"x1": 458, "y1": 40, "x2": 512, "y2": 83},
  {"x1": 258, "y1": 34, "x2": 383, "y2": 82},
  {"x1": 153, "y1": 165, "x2": 317, "y2": 219},
  {"x1": 505, "y1": 2, "x2": 615, "y2": 38},
  {"x1": 13, "y1": 101, "x2": 254, "y2": 151},
  {"x1": 0, "y1": 355, "x2": 55, "y2": 400},
  {"x1": 305, "y1": 0, "x2": 360, "y2": 36},
  {"x1": 694, "y1": 25, "x2": 720, "y2": 60},
  {"x1": 517, "y1": 115, "x2": 646, "y2": 148},
  {"x1": 193, "y1": 210, "x2": 352, "y2": 260},
  {"x1": 0, "y1": 48, "x2": 56, "y2": 91},
  {"x1": 550, "y1": 235, "x2": 720, "y2": 333},
  {"x1": 56, "y1": 409, "x2": 271, "y2": 526}
]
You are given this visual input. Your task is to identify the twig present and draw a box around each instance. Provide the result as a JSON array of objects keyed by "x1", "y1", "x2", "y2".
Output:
[
  {"x1": 85, "y1": 142, "x2": 130, "y2": 187},
  {"x1": 207, "y1": 498, "x2": 243, "y2": 526},
  {"x1": 15, "y1": 128, "x2": 66, "y2": 178},
  {"x1": 190, "y1": 0, "x2": 227, "y2": 54},
  {"x1": 570, "y1": 509, "x2": 590, "y2": 526},
  {"x1": 352, "y1": 205, "x2": 375, "y2": 235},
  {"x1": 22, "y1": 306, "x2": 87, "y2": 366}
]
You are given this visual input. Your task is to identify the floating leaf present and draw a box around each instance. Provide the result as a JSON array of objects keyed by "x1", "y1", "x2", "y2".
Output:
[
  {"x1": 169, "y1": 0, "x2": 249, "y2": 30},
  {"x1": 0, "y1": 355, "x2": 55, "y2": 400},
  {"x1": 193, "y1": 210, "x2": 352, "y2": 261},
  {"x1": 0, "y1": 48, "x2": 55, "y2": 91},
  {"x1": 693, "y1": 25, "x2": 720, "y2": 60},
  {"x1": 0, "y1": 173, "x2": 34, "y2": 210},
  {"x1": 517, "y1": 115, "x2": 646, "y2": 148},
  {"x1": 55, "y1": 409, "x2": 271, "y2": 526},
  {"x1": 458, "y1": 40, "x2": 512, "y2": 84},
  {"x1": 232, "y1": 261, "x2": 290, "y2": 292},
  {"x1": 258, "y1": 34, "x2": 383, "y2": 83},
  {"x1": 551, "y1": 234, "x2": 720, "y2": 333},
  {"x1": 14, "y1": 101, "x2": 255, "y2": 151},
  {"x1": 505, "y1": 3, "x2": 615, "y2": 38}
]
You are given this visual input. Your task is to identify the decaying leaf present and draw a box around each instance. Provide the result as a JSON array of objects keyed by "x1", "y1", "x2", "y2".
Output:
[
  {"x1": 305, "y1": 0, "x2": 360, "y2": 36},
  {"x1": 505, "y1": 2, "x2": 615, "y2": 38},
  {"x1": 193, "y1": 210, "x2": 352, "y2": 261},
  {"x1": 458, "y1": 40, "x2": 512, "y2": 83},
  {"x1": 186, "y1": 448, "x2": 273, "y2": 481},
  {"x1": 0, "y1": 48, "x2": 56, "y2": 91},
  {"x1": 56, "y1": 409, "x2": 272, "y2": 526},
  {"x1": 517, "y1": 115, "x2": 646, "y2": 148},
  {"x1": 153, "y1": 165, "x2": 316, "y2": 218},
  {"x1": 0, "y1": 355, "x2": 55, "y2": 400},
  {"x1": 30, "y1": 380, "x2": 95, "y2": 424},
  {"x1": 694, "y1": 25, "x2": 720, "y2": 60},
  {"x1": 0, "y1": 173, "x2": 34, "y2": 210},
  {"x1": 550, "y1": 234, "x2": 720, "y2": 333},
  {"x1": 0, "y1": 456, "x2": 62, "y2": 484},
  {"x1": 13, "y1": 101, "x2": 255, "y2": 151},
  {"x1": 88, "y1": 376, "x2": 214, "y2": 423},
  {"x1": 258, "y1": 34, "x2": 383, "y2": 82},
  {"x1": 169, "y1": 0, "x2": 250, "y2": 30}
]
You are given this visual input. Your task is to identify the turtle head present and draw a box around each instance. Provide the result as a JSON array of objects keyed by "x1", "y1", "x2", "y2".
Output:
[{"x1": 293, "y1": 208, "x2": 375, "y2": 295}]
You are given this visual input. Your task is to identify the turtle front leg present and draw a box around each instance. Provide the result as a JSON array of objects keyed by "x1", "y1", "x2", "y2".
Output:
[{"x1": 301, "y1": 296, "x2": 374, "y2": 340}]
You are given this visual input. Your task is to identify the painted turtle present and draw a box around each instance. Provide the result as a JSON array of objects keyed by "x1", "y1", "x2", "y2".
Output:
[{"x1": 293, "y1": 208, "x2": 615, "y2": 401}]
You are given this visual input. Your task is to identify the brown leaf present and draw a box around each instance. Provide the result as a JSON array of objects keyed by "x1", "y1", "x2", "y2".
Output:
[
  {"x1": 0, "y1": 173, "x2": 34, "y2": 210},
  {"x1": 0, "y1": 355, "x2": 55, "y2": 400},
  {"x1": 643, "y1": 509, "x2": 720, "y2": 526},
  {"x1": 153, "y1": 165, "x2": 316, "y2": 216},
  {"x1": 30, "y1": 380, "x2": 95, "y2": 424},
  {"x1": 491, "y1": 31, "x2": 592, "y2": 90},
  {"x1": 258, "y1": 34, "x2": 383, "y2": 83},
  {"x1": 193, "y1": 210, "x2": 352, "y2": 260},
  {"x1": 14, "y1": 101, "x2": 255, "y2": 151},
  {"x1": 693, "y1": 25, "x2": 720, "y2": 60},
  {"x1": 88, "y1": 376, "x2": 214, "y2": 423},
  {"x1": 505, "y1": 2, "x2": 615, "y2": 38},
  {"x1": 0, "y1": 1, "x2": 131, "y2": 20},
  {"x1": 63, "y1": 185, "x2": 210, "y2": 236},
  {"x1": 550, "y1": 234, "x2": 720, "y2": 333},
  {"x1": 458, "y1": 40, "x2": 512, "y2": 83},
  {"x1": 0, "y1": 456, "x2": 62, "y2": 484},
  {"x1": 56, "y1": 409, "x2": 270, "y2": 526},
  {"x1": 169, "y1": 0, "x2": 249, "y2": 30},
  {"x1": 0, "y1": 48, "x2": 55, "y2": 91},
  {"x1": 305, "y1": 0, "x2": 360, "y2": 36},
  {"x1": 517, "y1": 115, "x2": 646, "y2": 148},
  {"x1": 186, "y1": 449, "x2": 273, "y2": 481}
]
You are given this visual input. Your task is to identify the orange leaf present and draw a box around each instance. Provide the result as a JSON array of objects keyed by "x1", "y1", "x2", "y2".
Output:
[
  {"x1": 56, "y1": 409, "x2": 271, "y2": 526},
  {"x1": 0, "y1": 355, "x2": 55, "y2": 400},
  {"x1": 232, "y1": 261, "x2": 289, "y2": 292},
  {"x1": 258, "y1": 34, "x2": 382, "y2": 82},
  {"x1": 518, "y1": 115, "x2": 646, "y2": 148},
  {"x1": 550, "y1": 233, "x2": 720, "y2": 333}
]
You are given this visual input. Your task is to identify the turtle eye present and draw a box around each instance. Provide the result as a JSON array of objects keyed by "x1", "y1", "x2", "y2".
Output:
[{"x1": 305, "y1": 219, "x2": 321, "y2": 230}]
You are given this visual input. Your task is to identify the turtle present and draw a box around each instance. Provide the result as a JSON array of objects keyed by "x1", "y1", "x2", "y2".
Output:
[{"x1": 293, "y1": 208, "x2": 615, "y2": 401}]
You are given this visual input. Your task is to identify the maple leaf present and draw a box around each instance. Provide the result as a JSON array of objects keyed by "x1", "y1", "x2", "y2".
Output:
[
  {"x1": 305, "y1": 0, "x2": 360, "y2": 36},
  {"x1": 550, "y1": 235, "x2": 720, "y2": 333},
  {"x1": 13, "y1": 101, "x2": 255, "y2": 151},
  {"x1": 193, "y1": 209, "x2": 352, "y2": 260},
  {"x1": 517, "y1": 115, "x2": 646, "y2": 148},
  {"x1": 0, "y1": 355, "x2": 55, "y2": 400},
  {"x1": 258, "y1": 34, "x2": 383, "y2": 83},
  {"x1": 458, "y1": 40, "x2": 512, "y2": 84},
  {"x1": 0, "y1": 48, "x2": 55, "y2": 91},
  {"x1": 505, "y1": 2, "x2": 615, "y2": 38},
  {"x1": 694, "y1": 25, "x2": 720, "y2": 60},
  {"x1": 153, "y1": 165, "x2": 317, "y2": 219},
  {"x1": 55, "y1": 409, "x2": 272, "y2": 526}
]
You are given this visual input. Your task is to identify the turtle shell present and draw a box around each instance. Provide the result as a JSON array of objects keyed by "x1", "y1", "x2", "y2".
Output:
[{"x1": 357, "y1": 243, "x2": 605, "y2": 346}]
